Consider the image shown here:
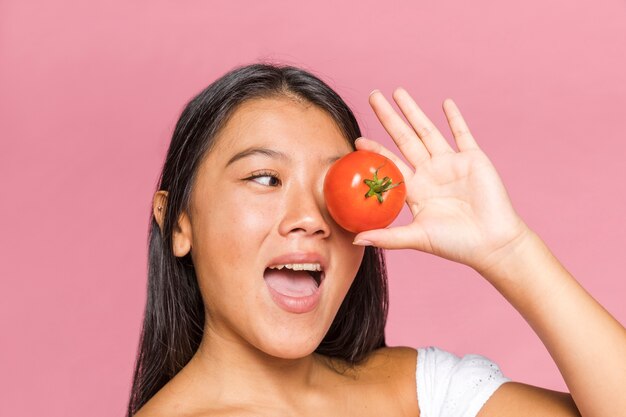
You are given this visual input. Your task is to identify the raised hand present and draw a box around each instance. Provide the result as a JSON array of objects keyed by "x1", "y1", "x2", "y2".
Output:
[{"x1": 352, "y1": 88, "x2": 531, "y2": 273}]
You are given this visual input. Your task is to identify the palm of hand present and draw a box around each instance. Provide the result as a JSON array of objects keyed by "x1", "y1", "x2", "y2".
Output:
[{"x1": 354, "y1": 89, "x2": 528, "y2": 272}]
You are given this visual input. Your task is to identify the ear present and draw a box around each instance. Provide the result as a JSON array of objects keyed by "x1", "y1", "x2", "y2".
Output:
[{"x1": 152, "y1": 190, "x2": 193, "y2": 257}]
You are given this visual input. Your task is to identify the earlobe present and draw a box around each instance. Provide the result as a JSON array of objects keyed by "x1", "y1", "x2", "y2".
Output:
[
  {"x1": 153, "y1": 190, "x2": 193, "y2": 257},
  {"x1": 172, "y1": 210, "x2": 193, "y2": 257}
]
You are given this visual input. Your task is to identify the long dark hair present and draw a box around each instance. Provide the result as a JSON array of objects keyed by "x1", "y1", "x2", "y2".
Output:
[{"x1": 127, "y1": 62, "x2": 389, "y2": 416}]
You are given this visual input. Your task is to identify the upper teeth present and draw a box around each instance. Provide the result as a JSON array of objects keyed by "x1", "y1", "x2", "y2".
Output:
[{"x1": 268, "y1": 263, "x2": 322, "y2": 272}]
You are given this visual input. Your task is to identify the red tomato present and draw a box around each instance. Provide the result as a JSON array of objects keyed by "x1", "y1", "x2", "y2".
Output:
[{"x1": 323, "y1": 150, "x2": 406, "y2": 233}]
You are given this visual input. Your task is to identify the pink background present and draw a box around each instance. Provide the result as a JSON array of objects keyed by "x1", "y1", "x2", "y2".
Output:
[{"x1": 1, "y1": 1, "x2": 625, "y2": 415}]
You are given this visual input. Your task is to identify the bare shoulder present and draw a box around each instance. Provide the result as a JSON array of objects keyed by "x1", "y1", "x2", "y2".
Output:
[
  {"x1": 353, "y1": 346, "x2": 420, "y2": 417},
  {"x1": 358, "y1": 346, "x2": 418, "y2": 378},
  {"x1": 478, "y1": 381, "x2": 581, "y2": 417},
  {"x1": 133, "y1": 394, "x2": 227, "y2": 417},
  {"x1": 133, "y1": 405, "x2": 228, "y2": 417},
  {"x1": 131, "y1": 391, "x2": 179, "y2": 417},
  {"x1": 131, "y1": 379, "x2": 209, "y2": 417}
]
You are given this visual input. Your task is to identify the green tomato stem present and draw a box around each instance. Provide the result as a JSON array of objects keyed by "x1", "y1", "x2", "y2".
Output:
[{"x1": 363, "y1": 165, "x2": 403, "y2": 203}]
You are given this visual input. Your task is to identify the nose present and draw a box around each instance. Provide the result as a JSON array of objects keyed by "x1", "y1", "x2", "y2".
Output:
[{"x1": 278, "y1": 179, "x2": 331, "y2": 239}]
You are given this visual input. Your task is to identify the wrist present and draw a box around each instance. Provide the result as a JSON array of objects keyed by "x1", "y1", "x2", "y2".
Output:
[{"x1": 473, "y1": 224, "x2": 543, "y2": 283}]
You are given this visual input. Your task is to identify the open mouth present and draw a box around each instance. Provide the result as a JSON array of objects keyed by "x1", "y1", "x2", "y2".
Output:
[
  {"x1": 308, "y1": 270, "x2": 323, "y2": 286},
  {"x1": 263, "y1": 267, "x2": 325, "y2": 297}
]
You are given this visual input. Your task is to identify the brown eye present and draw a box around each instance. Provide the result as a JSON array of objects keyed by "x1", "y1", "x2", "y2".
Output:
[{"x1": 246, "y1": 171, "x2": 282, "y2": 187}]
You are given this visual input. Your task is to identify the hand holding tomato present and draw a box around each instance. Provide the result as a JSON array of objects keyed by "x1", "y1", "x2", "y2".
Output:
[{"x1": 350, "y1": 89, "x2": 532, "y2": 273}]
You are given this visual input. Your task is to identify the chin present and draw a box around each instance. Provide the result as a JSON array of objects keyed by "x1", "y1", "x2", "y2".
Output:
[
  {"x1": 262, "y1": 345, "x2": 317, "y2": 360},
  {"x1": 256, "y1": 330, "x2": 324, "y2": 360}
]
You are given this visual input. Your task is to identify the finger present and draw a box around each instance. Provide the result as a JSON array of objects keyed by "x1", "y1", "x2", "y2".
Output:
[
  {"x1": 392, "y1": 88, "x2": 455, "y2": 156},
  {"x1": 354, "y1": 137, "x2": 414, "y2": 182},
  {"x1": 442, "y1": 99, "x2": 480, "y2": 152},
  {"x1": 353, "y1": 223, "x2": 430, "y2": 252},
  {"x1": 368, "y1": 90, "x2": 430, "y2": 168}
]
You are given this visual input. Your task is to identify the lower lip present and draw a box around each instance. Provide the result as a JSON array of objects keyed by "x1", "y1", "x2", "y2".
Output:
[{"x1": 265, "y1": 274, "x2": 325, "y2": 314}]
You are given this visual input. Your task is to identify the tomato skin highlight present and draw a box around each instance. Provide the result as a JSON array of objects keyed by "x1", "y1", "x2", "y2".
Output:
[{"x1": 323, "y1": 150, "x2": 407, "y2": 233}]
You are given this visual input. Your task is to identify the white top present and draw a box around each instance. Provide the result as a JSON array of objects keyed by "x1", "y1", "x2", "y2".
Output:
[{"x1": 416, "y1": 346, "x2": 511, "y2": 417}]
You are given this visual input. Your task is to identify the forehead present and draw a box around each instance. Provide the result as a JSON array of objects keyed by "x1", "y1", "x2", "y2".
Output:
[{"x1": 212, "y1": 96, "x2": 352, "y2": 155}]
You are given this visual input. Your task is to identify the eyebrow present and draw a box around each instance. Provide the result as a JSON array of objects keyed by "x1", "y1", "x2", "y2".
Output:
[{"x1": 225, "y1": 146, "x2": 344, "y2": 167}]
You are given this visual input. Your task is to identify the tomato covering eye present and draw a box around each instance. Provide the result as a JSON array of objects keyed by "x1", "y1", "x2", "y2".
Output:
[{"x1": 323, "y1": 150, "x2": 407, "y2": 233}]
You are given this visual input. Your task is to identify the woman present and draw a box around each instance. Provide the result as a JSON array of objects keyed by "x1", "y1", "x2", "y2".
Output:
[{"x1": 127, "y1": 63, "x2": 626, "y2": 416}]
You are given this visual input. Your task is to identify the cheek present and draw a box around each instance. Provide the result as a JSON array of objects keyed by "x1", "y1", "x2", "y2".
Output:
[
  {"x1": 332, "y1": 223, "x2": 364, "y2": 261},
  {"x1": 194, "y1": 191, "x2": 275, "y2": 270},
  {"x1": 331, "y1": 229, "x2": 366, "y2": 293},
  {"x1": 224, "y1": 194, "x2": 277, "y2": 251},
  {"x1": 191, "y1": 197, "x2": 274, "y2": 310},
  {"x1": 342, "y1": 244, "x2": 366, "y2": 285},
  {"x1": 237, "y1": 204, "x2": 275, "y2": 236}
]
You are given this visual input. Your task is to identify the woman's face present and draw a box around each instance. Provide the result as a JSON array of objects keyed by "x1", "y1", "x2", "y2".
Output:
[{"x1": 184, "y1": 96, "x2": 365, "y2": 359}]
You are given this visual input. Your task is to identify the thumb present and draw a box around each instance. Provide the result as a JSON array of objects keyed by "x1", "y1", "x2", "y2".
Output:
[{"x1": 353, "y1": 224, "x2": 428, "y2": 251}]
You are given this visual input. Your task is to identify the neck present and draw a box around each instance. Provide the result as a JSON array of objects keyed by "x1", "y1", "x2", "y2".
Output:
[{"x1": 178, "y1": 325, "x2": 333, "y2": 408}]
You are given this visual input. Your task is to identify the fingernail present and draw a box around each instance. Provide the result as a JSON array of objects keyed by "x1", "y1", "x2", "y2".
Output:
[
  {"x1": 353, "y1": 239, "x2": 373, "y2": 246},
  {"x1": 369, "y1": 89, "x2": 380, "y2": 97}
]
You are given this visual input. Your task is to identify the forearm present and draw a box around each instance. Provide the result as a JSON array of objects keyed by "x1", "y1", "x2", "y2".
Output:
[{"x1": 477, "y1": 229, "x2": 626, "y2": 417}]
